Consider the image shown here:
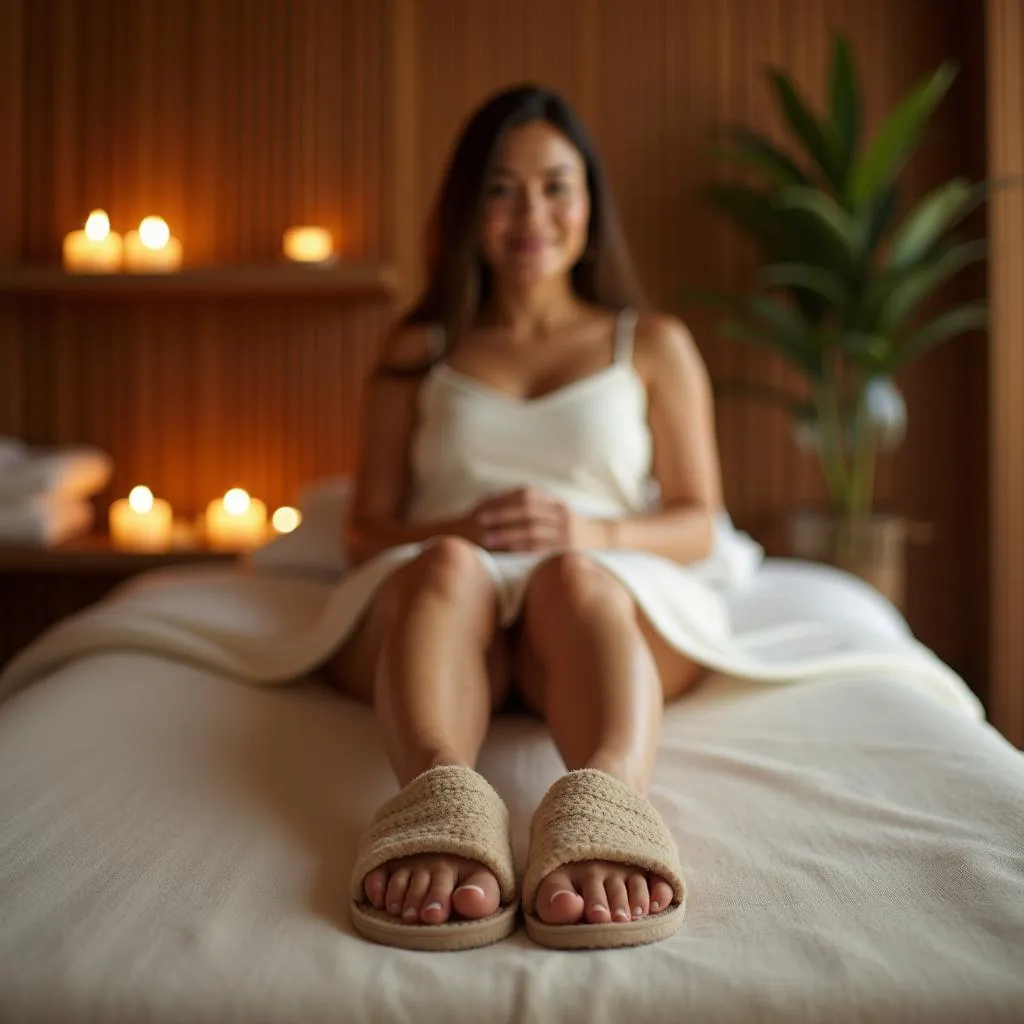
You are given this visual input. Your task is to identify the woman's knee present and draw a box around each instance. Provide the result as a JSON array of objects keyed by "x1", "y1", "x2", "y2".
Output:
[
  {"x1": 386, "y1": 535, "x2": 494, "y2": 618},
  {"x1": 524, "y1": 552, "x2": 633, "y2": 632}
]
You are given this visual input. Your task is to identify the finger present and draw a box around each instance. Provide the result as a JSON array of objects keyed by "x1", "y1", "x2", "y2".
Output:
[
  {"x1": 479, "y1": 504, "x2": 529, "y2": 527},
  {"x1": 478, "y1": 488, "x2": 558, "y2": 524},
  {"x1": 486, "y1": 522, "x2": 562, "y2": 551},
  {"x1": 482, "y1": 504, "x2": 564, "y2": 530}
]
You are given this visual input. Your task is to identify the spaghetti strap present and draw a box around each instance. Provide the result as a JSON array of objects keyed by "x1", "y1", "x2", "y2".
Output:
[{"x1": 614, "y1": 308, "x2": 639, "y2": 364}]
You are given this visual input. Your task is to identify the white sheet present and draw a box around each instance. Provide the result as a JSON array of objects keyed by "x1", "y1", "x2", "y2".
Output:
[
  {"x1": 0, "y1": 654, "x2": 1022, "y2": 1022},
  {"x1": 0, "y1": 562, "x2": 1022, "y2": 1023}
]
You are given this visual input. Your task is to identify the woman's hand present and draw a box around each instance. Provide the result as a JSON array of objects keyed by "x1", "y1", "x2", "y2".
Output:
[{"x1": 468, "y1": 487, "x2": 610, "y2": 552}]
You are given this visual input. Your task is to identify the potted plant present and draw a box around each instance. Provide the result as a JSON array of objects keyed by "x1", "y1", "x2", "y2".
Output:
[{"x1": 690, "y1": 34, "x2": 990, "y2": 609}]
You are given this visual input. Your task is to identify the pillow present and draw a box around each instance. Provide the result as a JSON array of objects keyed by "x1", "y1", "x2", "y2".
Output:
[{"x1": 248, "y1": 476, "x2": 352, "y2": 579}]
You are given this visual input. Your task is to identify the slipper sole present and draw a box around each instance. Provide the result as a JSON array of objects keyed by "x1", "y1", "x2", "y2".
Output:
[{"x1": 351, "y1": 900, "x2": 520, "y2": 952}]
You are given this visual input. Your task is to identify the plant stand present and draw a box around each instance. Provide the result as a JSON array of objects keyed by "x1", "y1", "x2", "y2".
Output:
[{"x1": 786, "y1": 509, "x2": 912, "y2": 612}]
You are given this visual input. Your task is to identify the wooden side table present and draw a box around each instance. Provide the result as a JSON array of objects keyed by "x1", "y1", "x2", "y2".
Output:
[{"x1": 0, "y1": 534, "x2": 242, "y2": 668}]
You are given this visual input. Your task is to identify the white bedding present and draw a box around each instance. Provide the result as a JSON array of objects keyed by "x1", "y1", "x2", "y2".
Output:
[{"x1": 0, "y1": 562, "x2": 1022, "y2": 1023}]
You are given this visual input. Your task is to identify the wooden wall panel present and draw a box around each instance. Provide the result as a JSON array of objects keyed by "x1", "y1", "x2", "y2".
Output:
[
  {"x1": 2, "y1": 0, "x2": 989, "y2": 690},
  {"x1": 0, "y1": 0, "x2": 24, "y2": 435},
  {"x1": 411, "y1": 0, "x2": 986, "y2": 682},
  {"x1": 986, "y1": 0, "x2": 1024, "y2": 745},
  {"x1": 7, "y1": 0, "x2": 392, "y2": 518}
]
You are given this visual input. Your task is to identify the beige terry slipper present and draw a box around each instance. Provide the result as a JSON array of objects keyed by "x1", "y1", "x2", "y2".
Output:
[
  {"x1": 349, "y1": 764, "x2": 520, "y2": 951},
  {"x1": 522, "y1": 769, "x2": 687, "y2": 950}
]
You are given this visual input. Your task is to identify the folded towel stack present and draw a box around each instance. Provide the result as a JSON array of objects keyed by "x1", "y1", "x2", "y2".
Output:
[{"x1": 0, "y1": 437, "x2": 114, "y2": 547}]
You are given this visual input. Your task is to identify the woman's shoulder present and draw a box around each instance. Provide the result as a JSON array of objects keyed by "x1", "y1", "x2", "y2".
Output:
[{"x1": 630, "y1": 311, "x2": 707, "y2": 382}]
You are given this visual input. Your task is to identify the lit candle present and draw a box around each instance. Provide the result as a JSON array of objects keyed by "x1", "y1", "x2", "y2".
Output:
[
  {"x1": 272, "y1": 506, "x2": 302, "y2": 534},
  {"x1": 63, "y1": 210, "x2": 123, "y2": 273},
  {"x1": 205, "y1": 488, "x2": 268, "y2": 550},
  {"x1": 124, "y1": 216, "x2": 183, "y2": 272},
  {"x1": 283, "y1": 226, "x2": 336, "y2": 265},
  {"x1": 109, "y1": 485, "x2": 173, "y2": 551}
]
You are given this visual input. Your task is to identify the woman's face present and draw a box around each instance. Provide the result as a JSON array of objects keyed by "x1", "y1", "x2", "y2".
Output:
[{"x1": 479, "y1": 120, "x2": 591, "y2": 289}]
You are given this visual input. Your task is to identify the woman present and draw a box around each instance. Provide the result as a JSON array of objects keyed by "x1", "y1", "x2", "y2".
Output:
[{"x1": 333, "y1": 84, "x2": 723, "y2": 952}]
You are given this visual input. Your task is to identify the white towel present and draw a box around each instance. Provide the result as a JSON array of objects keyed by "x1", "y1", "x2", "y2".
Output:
[
  {"x1": 0, "y1": 437, "x2": 113, "y2": 504},
  {"x1": 0, "y1": 495, "x2": 95, "y2": 547}
]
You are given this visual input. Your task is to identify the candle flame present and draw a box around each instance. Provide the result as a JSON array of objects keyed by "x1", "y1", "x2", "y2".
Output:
[
  {"x1": 139, "y1": 216, "x2": 171, "y2": 250},
  {"x1": 272, "y1": 506, "x2": 302, "y2": 534},
  {"x1": 224, "y1": 488, "x2": 251, "y2": 515},
  {"x1": 283, "y1": 226, "x2": 334, "y2": 263},
  {"x1": 84, "y1": 210, "x2": 110, "y2": 242},
  {"x1": 128, "y1": 485, "x2": 154, "y2": 514}
]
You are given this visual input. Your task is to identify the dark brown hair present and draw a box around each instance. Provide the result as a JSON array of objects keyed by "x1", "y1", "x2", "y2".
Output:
[{"x1": 386, "y1": 84, "x2": 646, "y2": 374}]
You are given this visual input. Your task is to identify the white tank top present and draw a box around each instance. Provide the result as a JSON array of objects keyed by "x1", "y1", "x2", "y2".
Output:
[{"x1": 406, "y1": 309, "x2": 656, "y2": 522}]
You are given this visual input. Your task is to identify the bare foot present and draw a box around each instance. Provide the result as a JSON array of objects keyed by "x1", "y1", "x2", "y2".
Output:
[
  {"x1": 363, "y1": 854, "x2": 500, "y2": 925},
  {"x1": 534, "y1": 861, "x2": 674, "y2": 925}
]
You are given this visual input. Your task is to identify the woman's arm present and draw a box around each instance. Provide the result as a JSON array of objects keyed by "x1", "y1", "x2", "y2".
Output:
[
  {"x1": 346, "y1": 326, "x2": 471, "y2": 565},
  {"x1": 592, "y1": 313, "x2": 724, "y2": 564}
]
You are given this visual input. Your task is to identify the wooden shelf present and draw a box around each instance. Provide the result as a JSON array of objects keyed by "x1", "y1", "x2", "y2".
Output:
[
  {"x1": 0, "y1": 533, "x2": 243, "y2": 574},
  {"x1": 0, "y1": 263, "x2": 399, "y2": 300}
]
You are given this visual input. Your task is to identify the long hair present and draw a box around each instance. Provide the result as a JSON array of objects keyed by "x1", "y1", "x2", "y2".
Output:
[{"x1": 387, "y1": 84, "x2": 646, "y2": 374}]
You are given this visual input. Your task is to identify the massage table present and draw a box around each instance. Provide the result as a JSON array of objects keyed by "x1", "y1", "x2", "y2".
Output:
[{"x1": 0, "y1": 554, "x2": 1022, "y2": 1023}]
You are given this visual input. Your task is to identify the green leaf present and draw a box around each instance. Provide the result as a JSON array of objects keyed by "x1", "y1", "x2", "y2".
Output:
[
  {"x1": 779, "y1": 186, "x2": 860, "y2": 255},
  {"x1": 768, "y1": 70, "x2": 846, "y2": 189},
  {"x1": 829, "y1": 35, "x2": 860, "y2": 184},
  {"x1": 841, "y1": 331, "x2": 891, "y2": 367},
  {"x1": 718, "y1": 318, "x2": 812, "y2": 370},
  {"x1": 884, "y1": 302, "x2": 988, "y2": 372},
  {"x1": 758, "y1": 262, "x2": 849, "y2": 307},
  {"x1": 878, "y1": 238, "x2": 988, "y2": 331},
  {"x1": 711, "y1": 126, "x2": 811, "y2": 188},
  {"x1": 863, "y1": 185, "x2": 899, "y2": 256},
  {"x1": 887, "y1": 178, "x2": 988, "y2": 269},
  {"x1": 714, "y1": 294, "x2": 824, "y2": 377},
  {"x1": 700, "y1": 183, "x2": 788, "y2": 257},
  {"x1": 848, "y1": 61, "x2": 958, "y2": 206}
]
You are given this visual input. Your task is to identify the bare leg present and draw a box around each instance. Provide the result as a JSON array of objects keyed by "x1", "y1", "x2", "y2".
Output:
[
  {"x1": 331, "y1": 537, "x2": 510, "y2": 925},
  {"x1": 518, "y1": 552, "x2": 702, "y2": 927}
]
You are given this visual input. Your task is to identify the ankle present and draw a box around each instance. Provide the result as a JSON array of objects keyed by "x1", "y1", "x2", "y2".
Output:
[
  {"x1": 583, "y1": 753, "x2": 649, "y2": 795},
  {"x1": 399, "y1": 749, "x2": 471, "y2": 786}
]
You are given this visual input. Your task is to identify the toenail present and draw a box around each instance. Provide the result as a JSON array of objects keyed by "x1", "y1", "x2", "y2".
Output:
[
  {"x1": 456, "y1": 884, "x2": 486, "y2": 897},
  {"x1": 651, "y1": 901, "x2": 660, "y2": 912},
  {"x1": 613, "y1": 909, "x2": 630, "y2": 921},
  {"x1": 633, "y1": 906, "x2": 644, "y2": 917},
  {"x1": 423, "y1": 902, "x2": 443, "y2": 913},
  {"x1": 593, "y1": 904, "x2": 608, "y2": 914},
  {"x1": 388, "y1": 903, "x2": 400, "y2": 914},
  {"x1": 403, "y1": 908, "x2": 417, "y2": 920},
  {"x1": 548, "y1": 889, "x2": 578, "y2": 905}
]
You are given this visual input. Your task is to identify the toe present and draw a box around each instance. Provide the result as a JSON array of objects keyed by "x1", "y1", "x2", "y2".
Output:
[
  {"x1": 451, "y1": 865, "x2": 501, "y2": 920},
  {"x1": 535, "y1": 869, "x2": 585, "y2": 925},
  {"x1": 363, "y1": 867, "x2": 388, "y2": 910},
  {"x1": 649, "y1": 873, "x2": 674, "y2": 915},
  {"x1": 582, "y1": 872, "x2": 612, "y2": 925},
  {"x1": 385, "y1": 867, "x2": 411, "y2": 917},
  {"x1": 605, "y1": 875, "x2": 631, "y2": 923},
  {"x1": 626, "y1": 872, "x2": 649, "y2": 920},
  {"x1": 401, "y1": 867, "x2": 432, "y2": 923},
  {"x1": 420, "y1": 863, "x2": 457, "y2": 925}
]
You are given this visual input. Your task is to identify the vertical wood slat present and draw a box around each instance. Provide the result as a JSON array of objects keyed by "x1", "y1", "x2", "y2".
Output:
[
  {"x1": 387, "y1": 0, "x2": 419, "y2": 311},
  {"x1": 0, "y1": 0, "x2": 25, "y2": 435},
  {"x1": 986, "y1": 0, "x2": 1024, "y2": 745}
]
